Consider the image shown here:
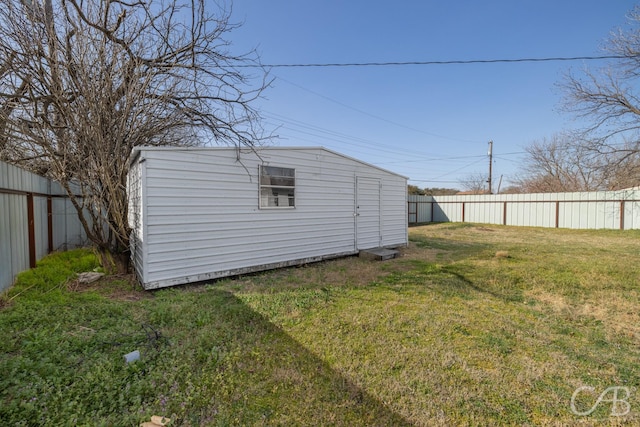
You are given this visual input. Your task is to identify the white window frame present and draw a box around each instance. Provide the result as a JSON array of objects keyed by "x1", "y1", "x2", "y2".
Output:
[{"x1": 259, "y1": 165, "x2": 296, "y2": 209}]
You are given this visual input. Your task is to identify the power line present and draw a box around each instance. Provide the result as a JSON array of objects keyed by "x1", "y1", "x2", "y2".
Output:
[
  {"x1": 424, "y1": 157, "x2": 488, "y2": 183},
  {"x1": 263, "y1": 111, "x2": 484, "y2": 160},
  {"x1": 378, "y1": 154, "x2": 486, "y2": 165},
  {"x1": 275, "y1": 76, "x2": 483, "y2": 144},
  {"x1": 239, "y1": 54, "x2": 632, "y2": 69}
]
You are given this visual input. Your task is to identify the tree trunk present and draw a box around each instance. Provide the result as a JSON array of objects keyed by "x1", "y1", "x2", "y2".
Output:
[{"x1": 97, "y1": 246, "x2": 130, "y2": 275}]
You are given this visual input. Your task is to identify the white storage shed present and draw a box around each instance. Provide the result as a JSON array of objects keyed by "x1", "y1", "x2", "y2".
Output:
[{"x1": 128, "y1": 146, "x2": 408, "y2": 290}]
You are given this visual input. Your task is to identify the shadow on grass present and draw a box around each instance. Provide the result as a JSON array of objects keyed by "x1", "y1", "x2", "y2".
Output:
[
  {"x1": 440, "y1": 264, "x2": 524, "y2": 303},
  {"x1": 0, "y1": 285, "x2": 413, "y2": 425},
  {"x1": 144, "y1": 288, "x2": 414, "y2": 426},
  {"x1": 409, "y1": 234, "x2": 492, "y2": 255},
  {"x1": 376, "y1": 257, "x2": 523, "y2": 305}
]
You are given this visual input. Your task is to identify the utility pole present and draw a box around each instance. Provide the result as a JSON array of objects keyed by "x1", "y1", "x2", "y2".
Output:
[{"x1": 487, "y1": 140, "x2": 493, "y2": 194}]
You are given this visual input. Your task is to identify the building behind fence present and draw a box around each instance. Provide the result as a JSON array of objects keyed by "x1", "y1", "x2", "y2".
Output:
[
  {"x1": 409, "y1": 189, "x2": 640, "y2": 230},
  {"x1": 0, "y1": 161, "x2": 88, "y2": 291}
]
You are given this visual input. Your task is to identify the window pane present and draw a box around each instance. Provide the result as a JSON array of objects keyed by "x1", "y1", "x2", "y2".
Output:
[
  {"x1": 260, "y1": 165, "x2": 295, "y2": 208},
  {"x1": 268, "y1": 176, "x2": 295, "y2": 187},
  {"x1": 263, "y1": 166, "x2": 294, "y2": 178},
  {"x1": 260, "y1": 187, "x2": 294, "y2": 207}
]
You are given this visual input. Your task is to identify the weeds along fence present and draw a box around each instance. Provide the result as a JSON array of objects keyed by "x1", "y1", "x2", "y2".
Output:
[
  {"x1": 0, "y1": 161, "x2": 88, "y2": 291},
  {"x1": 408, "y1": 189, "x2": 640, "y2": 230}
]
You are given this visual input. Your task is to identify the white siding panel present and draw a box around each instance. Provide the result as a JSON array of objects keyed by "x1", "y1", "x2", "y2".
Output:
[
  {"x1": 0, "y1": 194, "x2": 10, "y2": 289},
  {"x1": 147, "y1": 240, "x2": 356, "y2": 275},
  {"x1": 34, "y1": 197, "x2": 48, "y2": 260},
  {"x1": 382, "y1": 179, "x2": 408, "y2": 246},
  {"x1": 626, "y1": 200, "x2": 640, "y2": 229},
  {"x1": 10, "y1": 194, "x2": 28, "y2": 280},
  {"x1": 51, "y1": 198, "x2": 68, "y2": 250},
  {"x1": 407, "y1": 194, "x2": 433, "y2": 224},
  {"x1": 542, "y1": 201, "x2": 553, "y2": 227},
  {"x1": 433, "y1": 200, "x2": 458, "y2": 222},
  {"x1": 0, "y1": 194, "x2": 23, "y2": 291},
  {"x1": 127, "y1": 155, "x2": 146, "y2": 283}
]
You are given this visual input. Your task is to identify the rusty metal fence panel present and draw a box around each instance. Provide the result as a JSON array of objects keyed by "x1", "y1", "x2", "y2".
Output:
[{"x1": 0, "y1": 161, "x2": 88, "y2": 291}]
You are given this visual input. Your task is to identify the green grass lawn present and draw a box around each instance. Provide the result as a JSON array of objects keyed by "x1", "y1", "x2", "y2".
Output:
[{"x1": 2, "y1": 223, "x2": 640, "y2": 426}]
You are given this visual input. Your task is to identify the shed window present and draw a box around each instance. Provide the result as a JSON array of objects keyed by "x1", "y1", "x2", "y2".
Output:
[{"x1": 260, "y1": 165, "x2": 295, "y2": 208}]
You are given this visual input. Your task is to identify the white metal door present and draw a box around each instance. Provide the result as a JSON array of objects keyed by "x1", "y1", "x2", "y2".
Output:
[{"x1": 356, "y1": 177, "x2": 381, "y2": 249}]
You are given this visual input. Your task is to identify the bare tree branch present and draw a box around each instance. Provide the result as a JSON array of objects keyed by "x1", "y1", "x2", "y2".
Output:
[
  {"x1": 0, "y1": 0, "x2": 271, "y2": 273},
  {"x1": 561, "y1": 6, "x2": 640, "y2": 159},
  {"x1": 459, "y1": 172, "x2": 490, "y2": 194},
  {"x1": 513, "y1": 132, "x2": 640, "y2": 192}
]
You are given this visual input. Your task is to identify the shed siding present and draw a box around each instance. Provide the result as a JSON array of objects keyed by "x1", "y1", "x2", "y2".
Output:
[
  {"x1": 127, "y1": 155, "x2": 146, "y2": 283},
  {"x1": 130, "y1": 147, "x2": 407, "y2": 289},
  {"x1": 382, "y1": 177, "x2": 408, "y2": 246}
]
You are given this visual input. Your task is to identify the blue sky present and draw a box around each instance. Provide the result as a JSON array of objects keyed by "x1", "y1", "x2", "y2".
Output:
[{"x1": 227, "y1": 1, "x2": 637, "y2": 190}]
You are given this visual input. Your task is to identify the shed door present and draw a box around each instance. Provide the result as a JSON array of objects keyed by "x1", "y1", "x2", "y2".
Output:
[{"x1": 356, "y1": 177, "x2": 381, "y2": 250}]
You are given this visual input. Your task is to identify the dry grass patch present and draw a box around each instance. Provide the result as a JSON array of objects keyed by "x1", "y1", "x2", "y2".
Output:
[
  {"x1": 67, "y1": 273, "x2": 151, "y2": 302},
  {"x1": 494, "y1": 250, "x2": 510, "y2": 258},
  {"x1": 396, "y1": 241, "x2": 444, "y2": 263},
  {"x1": 526, "y1": 289, "x2": 571, "y2": 313}
]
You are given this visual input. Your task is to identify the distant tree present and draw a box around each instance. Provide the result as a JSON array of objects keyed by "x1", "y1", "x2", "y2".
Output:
[
  {"x1": 604, "y1": 150, "x2": 640, "y2": 189},
  {"x1": 408, "y1": 184, "x2": 426, "y2": 195},
  {"x1": 513, "y1": 133, "x2": 604, "y2": 193},
  {"x1": 459, "y1": 172, "x2": 490, "y2": 194},
  {"x1": 561, "y1": 5, "x2": 640, "y2": 188},
  {"x1": 515, "y1": 133, "x2": 640, "y2": 192},
  {"x1": 0, "y1": 0, "x2": 269, "y2": 273},
  {"x1": 424, "y1": 187, "x2": 459, "y2": 196},
  {"x1": 408, "y1": 185, "x2": 460, "y2": 195}
]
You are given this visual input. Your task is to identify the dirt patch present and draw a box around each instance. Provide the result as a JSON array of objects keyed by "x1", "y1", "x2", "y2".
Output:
[
  {"x1": 526, "y1": 290, "x2": 570, "y2": 313},
  {"x1": 68, "y1": 274, "x2": 151, "y2": 301},
  {"x1": 395, "y1": 243, "x2": 442, "y2": 263},
  {"x1": 494, "y1": 250, "x2": 510, "y2": 259}
]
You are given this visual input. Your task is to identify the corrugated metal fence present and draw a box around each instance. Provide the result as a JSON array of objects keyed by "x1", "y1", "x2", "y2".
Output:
[
  {"x1": 0, "y1": 161, "x2": 88, "y2": 291},
  {"x1": 409, "y1": 189, "x2": 640, "y2": 230}
]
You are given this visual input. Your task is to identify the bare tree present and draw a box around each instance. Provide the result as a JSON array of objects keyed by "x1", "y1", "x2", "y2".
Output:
[
  {"x1": 0, "y1": 0, "x2": 269, "y2": 273},
  {"x1": 561, "y1": 5, "x2": 640, "y2": 188},
  {"x1": 459, "y1": 172, "x2": 490, "y2": 194},
  {"x1": 605, "y1": 148, "x2": 640, "y2": 189},
  {"x1": 513, "y1": 133, "x2": 606, "y2": 193}
]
